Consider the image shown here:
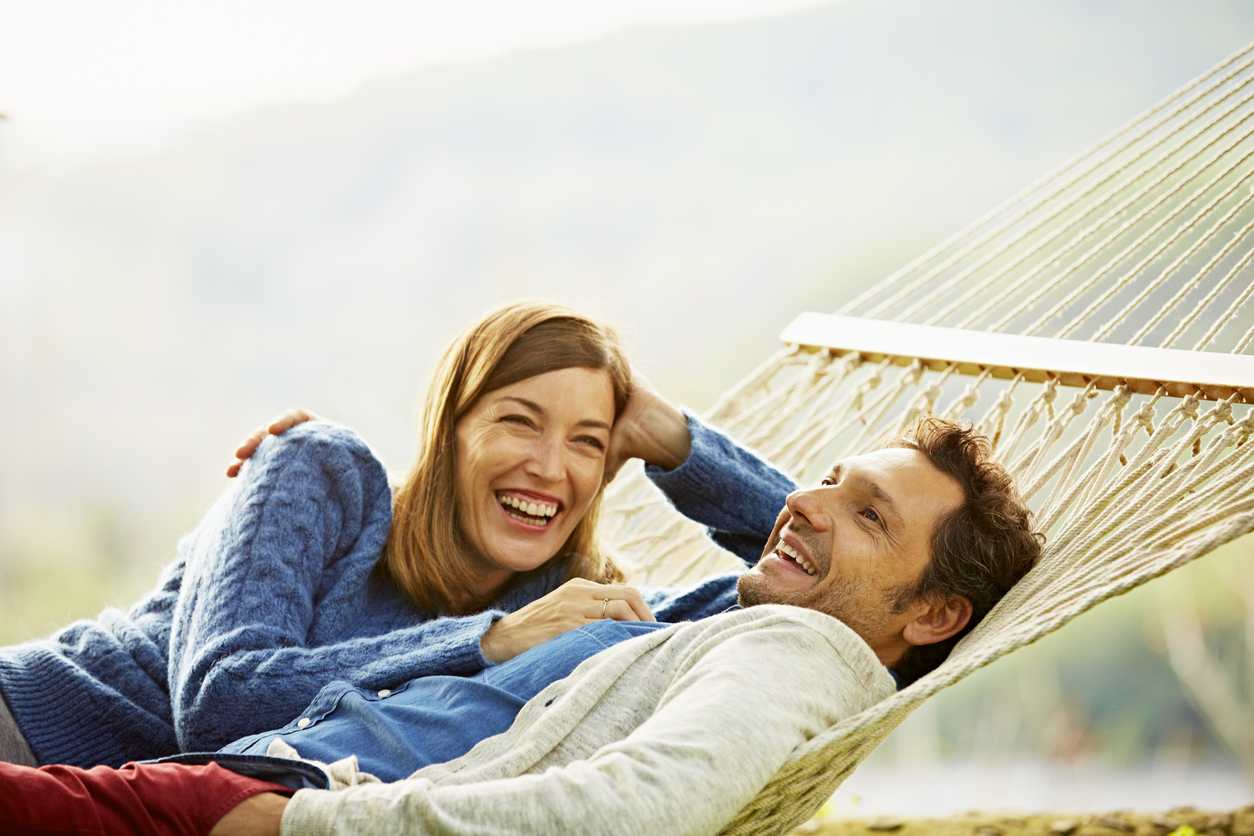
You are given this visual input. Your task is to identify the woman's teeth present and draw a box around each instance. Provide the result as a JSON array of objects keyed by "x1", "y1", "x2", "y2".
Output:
[
  {"x1": 776, "y1": 542, "x2": 817, "y2": 576},
  {"x1": 498, "y1": 494, "x2": 558, "y2": 525}
]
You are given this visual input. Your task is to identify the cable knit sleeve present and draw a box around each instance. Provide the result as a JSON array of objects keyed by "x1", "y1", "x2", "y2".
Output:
[
  {"x1": 167, "y1": 423, "x2": 499, "y2": 753},
  {"x1": 645, "y1": 411, "x2": 798, "y2": 565}
]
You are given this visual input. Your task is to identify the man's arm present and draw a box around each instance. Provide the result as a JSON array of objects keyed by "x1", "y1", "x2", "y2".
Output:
[
  {"x1": 211, "y1": 793, "x2": 290, "y2": 836},
  {"x1": 277, "y1": 611, "x2": 892, "y2": 836}
]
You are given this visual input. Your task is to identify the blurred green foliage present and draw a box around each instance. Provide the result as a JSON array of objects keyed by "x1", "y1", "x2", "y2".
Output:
[
  {"x1": 0, "y1": 505, "x2": 167, "y2": 645},
  {"x1": 885, "y1": 533, "x2": 1254, "y2": 767}
]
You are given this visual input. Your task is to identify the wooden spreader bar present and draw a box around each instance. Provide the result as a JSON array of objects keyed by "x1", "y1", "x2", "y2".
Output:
[{"x1": 780, "y1": 313, "x2": 1254, "y2": 404}]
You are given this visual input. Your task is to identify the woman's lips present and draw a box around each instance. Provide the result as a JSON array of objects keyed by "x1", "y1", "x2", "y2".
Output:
[{"x1": 496, "y1": 490, "x2": 561, "y2": 528}]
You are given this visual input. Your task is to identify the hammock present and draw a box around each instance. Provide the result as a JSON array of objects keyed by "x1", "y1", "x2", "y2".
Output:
[{"x1": 600, "y1": 39, "x2": 1254, "y2": 835}]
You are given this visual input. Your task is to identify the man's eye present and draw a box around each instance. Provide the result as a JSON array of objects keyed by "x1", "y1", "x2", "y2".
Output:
[
  {"x1": 820, "y1": 476, "x2": 836, "y2": 486},
  {"x1": 862, "y1": 508, "x2": 882, "y2": 525}
]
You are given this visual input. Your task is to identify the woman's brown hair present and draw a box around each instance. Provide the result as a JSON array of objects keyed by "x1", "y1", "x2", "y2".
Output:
[{"x1": 384, "y1": 301, "x2": 631, "y2": 614}]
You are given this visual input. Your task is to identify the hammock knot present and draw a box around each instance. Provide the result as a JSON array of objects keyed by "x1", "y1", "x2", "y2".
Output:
[
  {"x1": 810, "y1": 352, "x2": 833, "y2": 375},
  {"x1": 1234, "y1": 414, "x2": 1254, "y2": 444},
  {"x1": 1067, "y1": 386, "x2": 1097, "y2": 416},
  {"x1": 1180, "y1": 394, "x2": 1201, "y2": 421},
  {"x1": 1210, "y1": 399, "x2": 1234, "y2": 424},
  {"x1": 904, "y1": 360, "x2": 926, "y2": 386},
  {"x1": 1135, "y1": 402, "x2": 1156, "y2": 435}
]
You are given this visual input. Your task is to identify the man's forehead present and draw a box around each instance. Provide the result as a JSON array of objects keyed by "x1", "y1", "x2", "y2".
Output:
[
  {"x1": 826, "y1": 446, "x2": 927, "y2": 475},
  {"x1": 826, "y1": 448, "x2": 962, "y2": 509}
]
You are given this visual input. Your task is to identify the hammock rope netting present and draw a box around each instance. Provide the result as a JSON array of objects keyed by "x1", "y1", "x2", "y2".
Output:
[{"x1": 599, "y1": 39, "x2": 1254, "y2": 834}]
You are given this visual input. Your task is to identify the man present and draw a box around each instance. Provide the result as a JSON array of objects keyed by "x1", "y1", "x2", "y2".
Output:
[{"x1": 0, "y1": 409, "x2": 1041, "y2": 836}]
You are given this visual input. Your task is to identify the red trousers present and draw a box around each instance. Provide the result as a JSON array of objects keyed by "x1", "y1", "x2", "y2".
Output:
[{"x1": 0, "y1": 760, "x2": 291, "y2": 836}]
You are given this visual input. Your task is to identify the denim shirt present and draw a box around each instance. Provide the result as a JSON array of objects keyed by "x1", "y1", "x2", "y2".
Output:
[{"x1": 219, "y1": 619, "x2": 669, "y2": 783}]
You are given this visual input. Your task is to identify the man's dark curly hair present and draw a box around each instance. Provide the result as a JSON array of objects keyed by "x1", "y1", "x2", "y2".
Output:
[{"x1": 889, "y1": 415, "x2": 1044, "y2": 685}]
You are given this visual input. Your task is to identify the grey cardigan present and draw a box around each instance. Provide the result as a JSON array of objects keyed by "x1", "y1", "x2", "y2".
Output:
[{"x1": 280, "y1": 605, "x2": 894, "y2": 836}]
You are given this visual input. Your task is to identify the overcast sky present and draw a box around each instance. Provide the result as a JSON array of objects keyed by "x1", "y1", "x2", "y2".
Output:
[{"x1": 0, "y1": 0, "x2": 829, "y2": 170}]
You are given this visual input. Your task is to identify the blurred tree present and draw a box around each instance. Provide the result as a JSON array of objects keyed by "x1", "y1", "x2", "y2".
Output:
[{"x1": 1155, "y1": 534, "x2": 1254, "y2": 782}]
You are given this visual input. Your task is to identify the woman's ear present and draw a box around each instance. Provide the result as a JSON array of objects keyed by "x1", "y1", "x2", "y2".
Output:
[{"x1": 902, "y1": 595, "x2": 973, "y2": 647}]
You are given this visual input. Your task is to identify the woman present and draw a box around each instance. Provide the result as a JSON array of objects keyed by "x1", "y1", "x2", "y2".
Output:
[{"x1": 0, "y1": 301, "x2": 718, "y2": 768}]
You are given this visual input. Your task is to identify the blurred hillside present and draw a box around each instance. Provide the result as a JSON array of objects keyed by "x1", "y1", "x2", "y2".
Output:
[{"x1": 1, "y1": 0, "x2": 1254, "y2": 792}]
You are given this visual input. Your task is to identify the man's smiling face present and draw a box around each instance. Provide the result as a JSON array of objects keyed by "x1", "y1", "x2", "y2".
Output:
[{"x1": 737, "y1": 447, "x2": 964, "y2": 662}]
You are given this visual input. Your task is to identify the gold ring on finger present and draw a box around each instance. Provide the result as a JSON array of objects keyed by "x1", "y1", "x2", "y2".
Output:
[{"x1": 601, "y1": 597, "x2": 610, "y2": 618}]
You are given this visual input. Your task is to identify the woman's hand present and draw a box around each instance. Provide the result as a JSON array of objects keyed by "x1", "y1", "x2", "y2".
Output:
[
  {"x1": 604, "y1": 371, "x2": 692, "y2": 481},
  {"x1": 225, "y1": 408, "x2": 322, "y2": 477},
  {"x1": 479, "y1": 578, "x2": 656, "y2": 664}
]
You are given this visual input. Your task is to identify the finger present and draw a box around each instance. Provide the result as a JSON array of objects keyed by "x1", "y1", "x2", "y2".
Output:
[
  {"x1": 588, "y1": 587, "x2": 655, "y2": 623},
  {"x1": 226, "y1": 461, "x2": 242, "y2": 478},
  {"x1": 619, "y1": 588, "x2": 656, "y2": 623},
  {"x1": 596, "y1": 585, "x2": 655, "y2": 623},
  {"x1": 603, "y1": 600, "x2": 644, "y2": 623},
  {"x1": 232, "y1": 427, "x2": 269, "y2": 460},
  {"x1": 268, "y1": 408, "x2": 317, "y2": 435}
]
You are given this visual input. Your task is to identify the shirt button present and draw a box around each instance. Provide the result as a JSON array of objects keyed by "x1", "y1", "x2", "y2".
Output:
[
  {"x1": 296, "y1": 718, "x2": 311, "y2": 729},
  {"x1": 378, "y1": 689, "x2": 391, "y2": 698}
]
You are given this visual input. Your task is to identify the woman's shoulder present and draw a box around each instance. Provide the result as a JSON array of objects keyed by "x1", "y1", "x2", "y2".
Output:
[
  {"x1": 265, "y1": 420, "x2": 376, "y2": 457},
  {"x1": 247, "y1": 421, "x2": 391, "y2": 489}
]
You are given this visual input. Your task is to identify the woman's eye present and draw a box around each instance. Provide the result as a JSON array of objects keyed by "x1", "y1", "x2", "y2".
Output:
[
  {"x1": 502, "y1": 414, "x2": 534, "y2": 428},
  {"x1": 577, "y1": 435, "x2": 606, "y2": 451}
]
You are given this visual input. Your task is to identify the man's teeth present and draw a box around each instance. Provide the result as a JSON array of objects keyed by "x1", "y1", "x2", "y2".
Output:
[
  {"x1": 498, "y1": 495, "x2": 558, "y2": 522},
  {"x1": 776, "y1": 542, "x2": 817, "y2": 576}
]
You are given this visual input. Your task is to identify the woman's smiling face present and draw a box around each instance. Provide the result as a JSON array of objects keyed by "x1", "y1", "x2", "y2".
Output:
[{"x1": 454, "y1": 366, "x2": 616, "y2": 593}]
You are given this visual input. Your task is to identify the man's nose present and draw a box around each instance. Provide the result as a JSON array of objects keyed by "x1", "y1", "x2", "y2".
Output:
[{"x1": 784, "y1": 487, "x2": 831, "y2": 532}]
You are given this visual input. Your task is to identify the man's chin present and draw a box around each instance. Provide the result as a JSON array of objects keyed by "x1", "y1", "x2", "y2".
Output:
[{"x1": 736, "y1": 569, "x2": 795, "y2": 608}]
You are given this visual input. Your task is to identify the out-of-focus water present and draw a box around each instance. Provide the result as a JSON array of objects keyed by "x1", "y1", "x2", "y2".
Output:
[{"x1": 830, "y1": 760, "x2": 1252, "y2": 818}]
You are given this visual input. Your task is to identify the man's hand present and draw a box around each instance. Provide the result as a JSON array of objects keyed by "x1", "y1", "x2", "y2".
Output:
[
  {"x1": 208, "y1": 792, "x2": 289, "y2": 836},
  {"x1": 605, "y1": 372, "x2": 691, "y2": 481},
  {"x1": 480, "y1": 578, "x2": 656, "y2": 664},
  {"x1": 226, "y1": 408, "x2": 322, "y2": 477}
]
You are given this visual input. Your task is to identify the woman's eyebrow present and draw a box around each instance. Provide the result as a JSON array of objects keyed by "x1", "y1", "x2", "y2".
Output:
[
  {"x1": 500, "y1": 396, "x2": 543, "y2": 413},
  {"x1": 499, "y1": 397, "x2": 610, "y2": 430}
]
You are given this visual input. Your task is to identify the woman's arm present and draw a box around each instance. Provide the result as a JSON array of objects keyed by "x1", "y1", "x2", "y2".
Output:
[
  {"x1": 644, "y1": 412, "x2": 797, "y2": 565},
  {"x1": 171, "y1": 423, "x2": 501, "y2": 753},
  {"x1": 606, "y1": 377, "x2": 797, "y2": 566},
  {"x1": 175, "y1": 421, "x2": 654, "y2": 753}
]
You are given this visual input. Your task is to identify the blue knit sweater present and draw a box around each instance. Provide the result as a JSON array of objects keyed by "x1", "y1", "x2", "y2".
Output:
[{"x1": 0, "y1": 416, "x2": 796, "y2": 768}]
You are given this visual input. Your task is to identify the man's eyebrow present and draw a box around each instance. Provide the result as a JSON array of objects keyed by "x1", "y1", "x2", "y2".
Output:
[
  {"x1": 499, "y1": 397, "x2": 611, "y2": 431},
  {"x1": 829, "y1": 461, "x2": 900, "y2": 521},
  {"x1": 858, "y1": 477, "x2": 900, "y2": 520}
]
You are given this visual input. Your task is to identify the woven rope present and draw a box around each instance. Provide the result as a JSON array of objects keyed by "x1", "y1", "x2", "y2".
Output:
[{"x1": 598, "y1": 39, "x2": 1254, "y2": 836}]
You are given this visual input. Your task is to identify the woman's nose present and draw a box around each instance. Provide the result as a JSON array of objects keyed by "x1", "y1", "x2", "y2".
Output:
[
  {"x1": 785, "y1": 487, "x2": 831, "y2": 532},
  {"x1": 525, "y1": 438, "x2": 566, "y2": 482}
]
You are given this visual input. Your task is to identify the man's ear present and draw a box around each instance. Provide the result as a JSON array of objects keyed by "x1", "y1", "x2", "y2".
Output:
[{"x1": 902, "y1": 595, "x2": 972, "y2": 647}]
